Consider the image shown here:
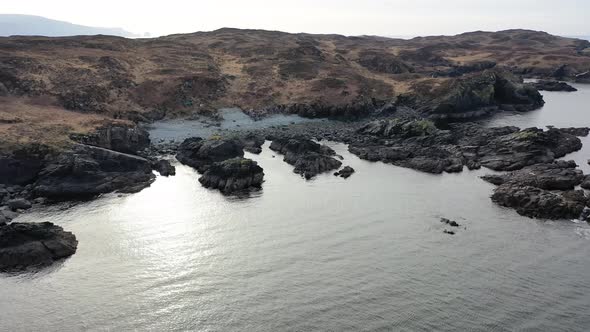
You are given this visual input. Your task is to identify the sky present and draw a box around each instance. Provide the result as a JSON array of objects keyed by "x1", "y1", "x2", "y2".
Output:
[{"x1": 2, "y1": 0, "x2": 589, "y2": 37}]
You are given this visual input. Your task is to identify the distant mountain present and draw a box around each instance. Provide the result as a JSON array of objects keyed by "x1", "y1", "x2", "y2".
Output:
[{"x1": 0, "y1": 14, "x2": 138, "y2": 37}]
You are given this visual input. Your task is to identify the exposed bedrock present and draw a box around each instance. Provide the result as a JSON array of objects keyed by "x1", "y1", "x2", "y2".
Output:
[
  {"x1": 32, "y1": 144, "x2": 155, "y2": 200},
  {"x1": 0, "y1": 222, "x2": 78, "y2": 272},
  {"x1": 404, "y1": 70, "x2": 544, "y2": 120},
  {"x1": 70, "y1": 124, "x2": 150, "y2": 154},
  {"x1": 531, "y1": 80, "x2": 577, "y2": 92},
  {"x1": 269, "y1": 137, "x2": 342, "y2": 179},
  {"x1": 198, "y1": 157, "x2": 264, "y2": 194},
  {"x1": 349, "y1": 119, "x2": 584, "y2": 174},
  {"x1": 482, "y1": 161, "x2": 590, "y2": 221},
  {"x1": 176, "y1": 137, "x2": 244, "y2": 173}
]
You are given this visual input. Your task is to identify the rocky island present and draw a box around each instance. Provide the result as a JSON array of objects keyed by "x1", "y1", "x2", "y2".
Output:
[{"x1": 1, "y1": 28, "x2": 590, "y2": 270}]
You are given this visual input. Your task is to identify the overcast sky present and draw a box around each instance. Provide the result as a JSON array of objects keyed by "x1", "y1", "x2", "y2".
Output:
[{"x1": 2, "y1": 0, "x2": 589, "y2": 37}]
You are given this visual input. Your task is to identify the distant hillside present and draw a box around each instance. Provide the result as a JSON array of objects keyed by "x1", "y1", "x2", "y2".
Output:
[{"x1": 0, "y1": 14, "x2": 138, "y2": 37}]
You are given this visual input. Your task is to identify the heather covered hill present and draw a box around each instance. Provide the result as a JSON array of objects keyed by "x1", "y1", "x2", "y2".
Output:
[{"x1": 0, "y1": 28, "x2": 589, "y2": 148}]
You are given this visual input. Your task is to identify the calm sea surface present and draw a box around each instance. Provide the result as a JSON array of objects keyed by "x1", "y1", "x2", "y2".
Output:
[{"x1": 1, "y1": 85, "x2": 590, "y2": 331}]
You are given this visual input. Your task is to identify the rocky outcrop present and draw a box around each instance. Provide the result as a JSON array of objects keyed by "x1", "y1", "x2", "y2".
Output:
[
  {"x1": 490, "y1": 184, "x2": 588, "y2": 220},
  {"x1": 357, "y1": 50, "x2": 414, "y2": 74},
  {"x1": 575, "y1": 71, "x2": 590, "y2": 84},
  {"x1": 483, "y1": 161, "x2": 590, "y2": 220},
  {"x1": 349, "y1": 120, "x2": 583, "y2": 174},
  {"x1": 32, "y1": 144, "x2": 155, "y2": 200},
  {"x1": 151, "y1": 159, "x2": 176, "y2": 177},
  {"x1": 334, "y1": 166, "x2": 355, "y2": 179},
  {"x1": 0, "y1": 222, "x2": 77, "y2": 271},
  {"x1": 0, "y1": 144, "x2": 51, "y2": 185},
  {"x1": 481, "y1": 161, "x2": 584, "y2": 190},
  {"x1": 531, "y1": 80, "x2": 577, "y2": 92},
  {"x1": 270, "y1": 137, "x2": 342, "y2": 179},
  {"x1": 70, "y1": 124, "x2": 150, "y2": 154},
  {"x1": 553, "y1": 127, "x2": 590, "y2": 137},
  {"x1": 239, "y1": 133, "x2": 265, "y2": 154},
  {"x1": 176, "y1": 137, "x2": 244, "y2": 173},
  {"x1": 198, "y1": 157, "x2": 264, "y2": 193},
  {"x1": 410, "y1": 70, "x2": 544, "y2": 119}
]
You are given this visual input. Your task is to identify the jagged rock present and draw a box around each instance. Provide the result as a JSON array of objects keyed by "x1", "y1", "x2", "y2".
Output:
[
  {"x1": 481, "y1": 161, "x2": 584, "y2": 190},
  {"x1": 350, "y1": 121, "x2": 582, "y2": 175},
  {"x1": 532, "y1": 80, "x2": 577, "y2": 92},
  {"x1": 176, "y1": 137, "x2": 244, "y2": 173},
  {"x1": 334, "y1": 166, "x2": 355, "y2": 178},
  {"x1": 270, "y1": 137, "x2": 342, "y2": 179},
  {"x1": 32, "y1": 144, "x2": 155, "y2": 200},
  {"x1": 412, "y1": 70, "x2": 544, "y2": 119},
  {"x1": 7, "y1": 199, "x2": 32, "y2": 211},
  {"x1": 443, "y1": 230, "x2": 456, "y2": 235},
  {"x1": 554, "y1": 127, "x2": 590, "y2": 137},
  {"x1": 151, "y1": 159, "x2": 176, "y2": 177},
  {"x1": 581, "y1": 175, "x2": 590, "y2": 190},
  {"x1": 490, "y1": 184, "x2": 588, "y2": 220},
  {"x1": 239, "y1": 133, "x2": 265, "y2": 154},
  {"x1": 70, "y1": 124, "x2": 150, "y2": 154},
  {"x1": 198, "y1": 157, "x2": 264, "y2": 193},
  {"x1": 0, "y1": 144, "x2": 51, "y2": 185},
  {"x1": 0, "y1": 222, "x2": 77, "y2": 271}
]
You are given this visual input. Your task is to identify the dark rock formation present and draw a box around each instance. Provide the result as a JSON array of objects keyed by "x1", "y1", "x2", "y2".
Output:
[
  {"x1": 198, "y1": 157, "x2": 264, "y2": 193},
  {"x1": 481, "y1": 160, "x2": 584, "y2": 190},
  {"x1": 582, "y1": 175, "x2": 590, "y2": 190},
  {"x1": 349, "y1": 120, "x2": 582, "y2": 174},
  {"x1": 334, "y1": 166, "x2": 355, "y2": 179},
  {"x1": 151, "y1": 159, "x2": 176, "y2": 176},
  {"x1": 531, "y1": 80, "x2": 577, "y2": 92},
  {"x1": 70, "y1": 124, "x2": 150, "y2": 154},
  {"x1": 575, "y1": 71, "x2": 590, "y2": 84},
  {"x1": 239, "y1": 133, "x2": 265, "y2": 154},
  {"x1": 270, "y1": 137, "x2": 342, "y2": 179},
  {"x1": 443, "y1": 230, "x2": 456, "y2": 235},
  {"x1": 7, "y1": 198, "x2": 32, "y2": 211},
  {"x1": 32, "y1": 144, "x2": 155, "y2": 200},
  {"x1": 0, "y1": 222, "x2": 77, "y2": 271},
  {"x1": 0, "y1": 144, "x2": 51, "y2": 185},
  {"x1": 409, "y1": 70, "x2": 544, "y2": 119},
  {"x1": 483, "y1": 161, "x2": 590, "y2": 220},
  {"x1": 490, "y1": 184, "x2": 588, "y2": 220},
  {"x1": 176, "y1": 137, "x2": 244, "y2": 172},
  {"x1": 440, "y1": 218, "x2": 460, "y2": 227},
  {"x1": 553, "y1": 127, "x2": 590, "y2": 137}
]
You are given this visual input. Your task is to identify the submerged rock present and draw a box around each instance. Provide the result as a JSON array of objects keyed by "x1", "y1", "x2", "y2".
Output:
[
  {"x1": 198, "y1": 157, "x2": 264, "y2": 194},
  {"x1": 176, "y1": 137, "x2": 244, "y2": 172},
  {"x1": 440, "y1": 218, "x2": 460, "y2": 227},
  {"x1": 531, "y1": 80, "x2": 577, "y2": 92},
  {"x1": 32, "y1": 144, "x2": 155, "y2": 200},
  {"x1": 334, "y1": 166, "x2": 355, "y2": 179},
  {"x1": 0, "y1": 222, "x2": 77, "y2": 271},
  {"x1": 270, "y1": 137, "x2": 342, "y2": 179}
]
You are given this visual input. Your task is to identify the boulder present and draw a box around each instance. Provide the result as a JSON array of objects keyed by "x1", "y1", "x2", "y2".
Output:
[
  {"x1": 0, "y1": 222, "x2": 77, "y2": 271},
  {"x1": 198, "y1": 157, "x2": 264, "y2": 194},
  {"x1": 176, "y1": 137, "x2": 244, "y2": 173},
  {"x1": 7, "y1": 199, "x2": 32, "y2": 211},
  {"x1": 334, "y1": 166, "x2": 355, "y2": 179},
  {"x1": 270, "y1": 137, "x2": 342, "y2": 179},
  {"x1": 32, "y1": 144, "x2": 155, "y2": 200},
  {"x1": 151, "y1": 159, "x2": 176, "y2": 177}
]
